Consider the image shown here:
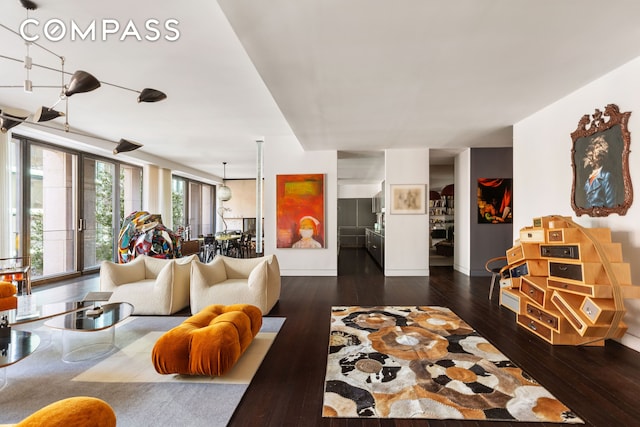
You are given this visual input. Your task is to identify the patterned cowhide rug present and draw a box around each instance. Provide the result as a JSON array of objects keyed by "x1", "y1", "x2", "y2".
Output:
[{"x1": 323, "y1": 306, "x2": 583, "y2": 423}]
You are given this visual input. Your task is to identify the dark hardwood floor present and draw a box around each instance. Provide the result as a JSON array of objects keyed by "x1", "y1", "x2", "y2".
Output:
[{"x1": 31, "y1": 248, "x2": 640, "y2": 426}]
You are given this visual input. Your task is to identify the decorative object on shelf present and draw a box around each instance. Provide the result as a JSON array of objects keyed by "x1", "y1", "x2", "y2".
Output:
[
  {"x1": 217, "y1": 162, "x2": 232, "y2": 202},
  {"x1": 276, "y1": 174, "x2": 325, "y2": 248},
  {"x1": 570, "y1": 104, "x2": 633, "y2": 217},
  {"x1": 477, "y1": 178, "x2": 512, "y2": 223},
  {"x1": 500, "y1": 215, "x2": 639, "y2": 346},
  {"x1": 389, "y1": 184, "x2": 426, "y2": 214}
]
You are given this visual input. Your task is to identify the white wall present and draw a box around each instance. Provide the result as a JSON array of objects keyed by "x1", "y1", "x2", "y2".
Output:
[
  {"x1": 454, "y1": 149, "x2": 471, "y2": 275},
  {"x1": 264, "y1": 135, "x2": 338, "y2": 276},
  {"x1": 514, "y1": 56, "x2": 640, "y2": 351},
  {"x1": 224, "y1": 179, "x2": 260, "y2": 218},
  {"x1": 384, "y1": 148, "x2": 430, "y2": 276},
  {"x1": 338, "y1": 183, "x2": 380, "y2": 199}
]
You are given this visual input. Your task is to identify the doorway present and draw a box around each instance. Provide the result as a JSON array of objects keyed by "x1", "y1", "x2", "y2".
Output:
[{"x1": 429, "y1": 152, "x2": 455, "y2": 267}]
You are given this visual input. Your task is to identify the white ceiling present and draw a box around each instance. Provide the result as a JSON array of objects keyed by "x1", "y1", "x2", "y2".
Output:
[{"x1": 3, "y1": 0, "x2": 640, "y2": 183}]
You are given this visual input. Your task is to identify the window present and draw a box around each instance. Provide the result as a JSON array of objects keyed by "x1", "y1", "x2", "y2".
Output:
[
  {"x1": 172, "y1": 176, "x2": 214, "y2": 238},
  {"x1": 172, "y1": 176, "x2": 186, "y2": 232},
  {"x1": 4, "y1": 135, "x2": 143, "y2": 282},
  {"x1": 29, "y1": 144, "x2": 77, "y2": 278}
]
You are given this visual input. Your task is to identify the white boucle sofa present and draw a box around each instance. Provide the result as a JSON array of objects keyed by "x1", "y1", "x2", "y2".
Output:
[
  {"x1": 100, "y1": 254, "x2": 196, "y2": 315},
  {"x1": 189, "y1": 254, "x2": 281, "y2": 315}
]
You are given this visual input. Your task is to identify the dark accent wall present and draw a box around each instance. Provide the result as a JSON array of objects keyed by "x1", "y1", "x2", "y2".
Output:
[{"x1": 470, "y1": 147, "x2": 513, "y2": 276}]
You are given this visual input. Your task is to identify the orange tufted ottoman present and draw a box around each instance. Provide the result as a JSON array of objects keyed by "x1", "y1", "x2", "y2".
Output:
[
  {"x1": 0, "y1": 281, "x2": 18, "y2": 312},
  {"x1": 151, "y1": 304, "x2": 262, "y2": 376}
]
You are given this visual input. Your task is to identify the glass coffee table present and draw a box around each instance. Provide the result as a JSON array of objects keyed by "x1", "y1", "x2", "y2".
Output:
[
  {"x1": 44, "y1": 302, "x2": 134, "y2": 362},
  {"x1": 0, "y1": 330, "x2": 40, "y2": 390}
]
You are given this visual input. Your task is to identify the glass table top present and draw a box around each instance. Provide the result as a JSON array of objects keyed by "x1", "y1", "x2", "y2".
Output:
[
  {"x1": 44, "y1": 302, "x2": 134, "y2": 332},
  {"x1": 0, "y1": 330, "x2": 40, "y2": 368},
  {"x1": 9, "y1": 292, "x2": 114, "y2": 326}
]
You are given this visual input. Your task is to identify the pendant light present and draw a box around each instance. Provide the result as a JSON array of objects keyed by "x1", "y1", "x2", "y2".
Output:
[
  {"x1": 113, "y1": 138, "x2": 143, "y2": 155},
  {"x1": 217, "y1": 162, "x2": 232, "y2": 202}
]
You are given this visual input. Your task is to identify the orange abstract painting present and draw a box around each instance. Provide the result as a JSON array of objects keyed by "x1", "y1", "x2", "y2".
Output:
[{"x1": 276, "y1": 174, "x2": 325, "y2": 248}]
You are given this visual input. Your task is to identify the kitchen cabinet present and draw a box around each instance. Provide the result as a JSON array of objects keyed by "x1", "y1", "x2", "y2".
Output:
[
  {"x1": 366, "y1": 228, "x2": 384, "y2": 267},
  {"x1": 338, "y1": 199, "x2": 376, "y2": 248}
]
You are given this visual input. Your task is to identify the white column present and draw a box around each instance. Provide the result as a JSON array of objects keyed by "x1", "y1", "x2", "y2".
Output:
[
  {"x1": 142, "y1": 165, "x2": 173, "y2": 228},
  {"x1": 158, "y1": 168, "x2": 173, "y2": 229},
  {"x1": 256, "y1": 139, "x2": 264, "y2": 255},
  {"x1": 143, "y1": 164, "x2": 160, "y2": 213}
]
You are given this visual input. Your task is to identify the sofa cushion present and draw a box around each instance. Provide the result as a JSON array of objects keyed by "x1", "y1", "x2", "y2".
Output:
[
  {"x1": 192, "y1": 256, "x2": 228, "y2": 285},
  {"x1": 144, "y1": 256, "x2": 174, "y2": 279}
]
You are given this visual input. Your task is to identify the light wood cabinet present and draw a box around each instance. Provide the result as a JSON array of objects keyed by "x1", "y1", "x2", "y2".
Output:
[{"x1": 500, "y1": 215, "x2": 639, "y2": 346}]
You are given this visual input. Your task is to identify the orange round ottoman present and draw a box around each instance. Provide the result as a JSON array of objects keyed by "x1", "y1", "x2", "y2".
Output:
[{"x1": 151, "y1": 304, "x2": 262, "y2": 376}]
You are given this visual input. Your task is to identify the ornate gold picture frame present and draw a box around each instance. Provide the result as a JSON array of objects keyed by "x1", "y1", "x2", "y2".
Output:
[{"x1": 570, "y1": 104, "x2": 633, "y2": 217}]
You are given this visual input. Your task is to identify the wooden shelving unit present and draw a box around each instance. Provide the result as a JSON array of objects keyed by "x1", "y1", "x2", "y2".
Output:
[{"x1": 500, "y1": 215, "x2": 639, "y2": 346}]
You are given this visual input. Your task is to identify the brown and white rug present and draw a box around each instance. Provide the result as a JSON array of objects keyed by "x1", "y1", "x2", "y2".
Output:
[{"x1": 323, "y1": 306, "x2": 583, "y2": 423}]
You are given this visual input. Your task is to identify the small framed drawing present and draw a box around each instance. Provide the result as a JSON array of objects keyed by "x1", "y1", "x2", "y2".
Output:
[{"x1": 389, "y1": 184, "x2": 427, "y2": 214}]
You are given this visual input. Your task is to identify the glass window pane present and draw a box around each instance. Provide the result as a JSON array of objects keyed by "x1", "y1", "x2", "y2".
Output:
[
  {"x1": 83, "y1": 159, "x2": 116, "y2": 269},
  {"x1": 120, "y1": 164, "x2": 142, "y2": 222},
  {"x1": 172, "y1": 177, "x2": 186, "y2": 231},
  {"x1": 8, "y1": 137, "x2": 21, "y2": 257},
  {"x1": 188, "y1": 181, "x2": 201, "y2": 238},
  {"x1": 30, "y1": 145, "x2": 76, "y2": 278},
  {"x1": 201, "y1": 184, "x2": 213, "y2": 236}
]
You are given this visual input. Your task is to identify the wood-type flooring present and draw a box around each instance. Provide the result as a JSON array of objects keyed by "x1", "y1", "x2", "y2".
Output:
[{"x1": 32, "y1": 248, "x2": 640, "y2": 426}]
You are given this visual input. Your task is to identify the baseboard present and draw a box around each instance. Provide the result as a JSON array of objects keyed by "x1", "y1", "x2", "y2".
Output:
[
  {"x1": 383, "y1": 268, "x2": 428, "y2": 277},
  {"x1": 280, "y1": 269, "x2": 337, "y2": 276}
]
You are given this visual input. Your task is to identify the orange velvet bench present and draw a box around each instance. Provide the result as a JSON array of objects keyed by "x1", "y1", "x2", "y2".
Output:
[{"x1": 151, "y1": 304, "x2": 262, "y2": 376}]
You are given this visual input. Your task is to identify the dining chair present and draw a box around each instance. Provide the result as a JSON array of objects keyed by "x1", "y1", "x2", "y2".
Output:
[
  {"x1": 240, "y1": 233, "x2": 252, "y2": 258},
  {"x1": 484, "y1": 256, "x2": 509, "y2": 301}
]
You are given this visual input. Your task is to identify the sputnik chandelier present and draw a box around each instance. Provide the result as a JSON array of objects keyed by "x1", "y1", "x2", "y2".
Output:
[{"x1": 0, "y1": 0, "x2": 167, "y2": 155}]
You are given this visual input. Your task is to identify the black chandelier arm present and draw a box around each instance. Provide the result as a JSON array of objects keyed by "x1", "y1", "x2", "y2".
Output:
[
  {"x1": 0, "y1": 53, "x2": 143, "y2": 95},
  {"x1": 0, "y1": 22, "x2": 61, "y2": 60},
  {"x1": 0, "y1": 113, "x2": 142, "y2": 154}
]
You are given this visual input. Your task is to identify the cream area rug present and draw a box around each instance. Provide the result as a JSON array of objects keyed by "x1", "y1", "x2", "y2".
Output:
[
  {"x1": 323, "y1": 306, "x2": 583, "y2": 423},
  {"x1": 74, "y1": 328, "x2": 277, "y2": 384},
  {"x1": 2, "y1": 316, "x2": 285, "y2": 427}
]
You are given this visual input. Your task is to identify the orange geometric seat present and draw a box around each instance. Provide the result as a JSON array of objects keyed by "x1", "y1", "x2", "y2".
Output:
[{"x1": 151, "y1": 304, "x2": 262, "y2": 376}]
